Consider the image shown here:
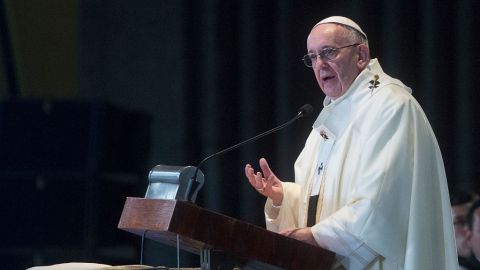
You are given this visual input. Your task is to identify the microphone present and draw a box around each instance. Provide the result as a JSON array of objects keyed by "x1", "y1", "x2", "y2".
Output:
[{"x1": 185, "y1": 104, "x2": 314, "y2": 202}]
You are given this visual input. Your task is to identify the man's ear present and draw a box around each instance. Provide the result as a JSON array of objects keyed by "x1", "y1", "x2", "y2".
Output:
[{"x1": 356, "y1": 44, "x2": 370, "y2": 69}]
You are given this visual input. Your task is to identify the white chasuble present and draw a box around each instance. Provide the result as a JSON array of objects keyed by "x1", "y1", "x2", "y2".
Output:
[{"x1": 264, "y1": 59, "x2": 458, "y2": 270}]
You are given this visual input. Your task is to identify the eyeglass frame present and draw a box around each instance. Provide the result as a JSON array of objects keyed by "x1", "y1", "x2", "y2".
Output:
[{"x1": 302, "y1": 43, "x2": 360, "y2": 67}]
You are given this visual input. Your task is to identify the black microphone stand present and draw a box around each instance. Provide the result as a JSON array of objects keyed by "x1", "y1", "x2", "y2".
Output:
[{"x1": 186, "y1": 104, "x2": 313, "y2": 203}]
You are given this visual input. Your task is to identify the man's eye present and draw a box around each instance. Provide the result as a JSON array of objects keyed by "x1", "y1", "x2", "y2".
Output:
[{"x1": 322, "y1": 48, "x2": 336, "y2": 57}]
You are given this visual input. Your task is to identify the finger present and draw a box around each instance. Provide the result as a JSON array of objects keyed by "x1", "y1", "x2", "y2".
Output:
[
  {"x1": 245, "y1": 164, "x2": 253, "y2": 179},
  {"x1": 279, "y1": 228, "x2": 294, "y2": 236},
  {"x1": 259, "y1": 158, "x2": 273, "y2": 179},
  {"x1": 245, "y1": 165, "x2": 257, "y2": 186},
  {"x1": 256, "y1": 172, "x2": 267, "y2": 191},
  {"x1": 255, "y1": 172, "x2": 264, "y2": 186}
]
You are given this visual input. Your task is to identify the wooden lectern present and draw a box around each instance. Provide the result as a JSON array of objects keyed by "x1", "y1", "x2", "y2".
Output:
[{"x1": 118, "y1": 197, "x2": 335, "y2": 270}]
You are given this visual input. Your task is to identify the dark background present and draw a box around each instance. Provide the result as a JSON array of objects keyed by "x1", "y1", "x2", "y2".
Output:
[{"x1": 1, "y1": 0, "x2": 479, "y2": 269}]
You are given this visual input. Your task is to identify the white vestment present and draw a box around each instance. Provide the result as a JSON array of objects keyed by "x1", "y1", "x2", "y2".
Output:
[{"x1": 265, "y1": 59, "x2": 458, "y2": 269}]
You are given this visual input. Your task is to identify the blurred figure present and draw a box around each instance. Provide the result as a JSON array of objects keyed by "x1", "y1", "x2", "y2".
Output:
[
  {"x1": 465, "y1": 199, "x2": 480, "y2": 269},
  {"x1": 451, "y1": 191, "x2": 478, "y2": 269}
]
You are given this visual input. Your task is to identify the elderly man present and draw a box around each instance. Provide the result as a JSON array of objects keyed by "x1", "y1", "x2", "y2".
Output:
[{"x1": 245, "y1": 16, "x2": 457, "y2": 269}]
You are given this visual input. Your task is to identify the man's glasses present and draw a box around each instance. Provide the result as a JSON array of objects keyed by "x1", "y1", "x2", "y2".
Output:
[{"x1": 302, "y1": 43, "x2": 360, "y2": 67}]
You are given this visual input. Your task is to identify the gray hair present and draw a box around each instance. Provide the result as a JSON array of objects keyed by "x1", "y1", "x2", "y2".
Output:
[{"x1": 336, "y1": 23, "x2": 369, "y2": 46}]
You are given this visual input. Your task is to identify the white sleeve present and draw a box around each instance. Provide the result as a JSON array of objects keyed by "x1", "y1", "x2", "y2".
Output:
[
  {"x1": 264, "y1": 182, "x2": 302, "y2": 232},
  {"x1": 311, "y1": 217, "x2": 379, "y2": 269}
]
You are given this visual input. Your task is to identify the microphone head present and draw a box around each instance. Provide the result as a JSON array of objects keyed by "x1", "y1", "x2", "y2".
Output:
[{"x1": 298, "y1": 104, "x2": 314, "y2": 117}]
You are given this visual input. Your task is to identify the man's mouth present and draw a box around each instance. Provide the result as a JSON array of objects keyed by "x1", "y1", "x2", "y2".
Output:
[{"x1": 322, "y1": 75, "x2": 335, "y2": 82}]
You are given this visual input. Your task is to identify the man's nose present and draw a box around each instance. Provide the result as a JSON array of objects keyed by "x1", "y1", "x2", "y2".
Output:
[{"x1": 313, "y1": 55, "x2": 328, "y2": 69}]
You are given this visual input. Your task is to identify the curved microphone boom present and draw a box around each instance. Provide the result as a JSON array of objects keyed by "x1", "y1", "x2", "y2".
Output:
[{"x1": 186, "y1": 104, "x2": 314, "y2": 202}]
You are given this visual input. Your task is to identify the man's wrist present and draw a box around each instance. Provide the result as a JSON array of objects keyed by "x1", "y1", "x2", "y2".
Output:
[{"x1": 272, "y1": 201, "x2": 282, "y2": 208}]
